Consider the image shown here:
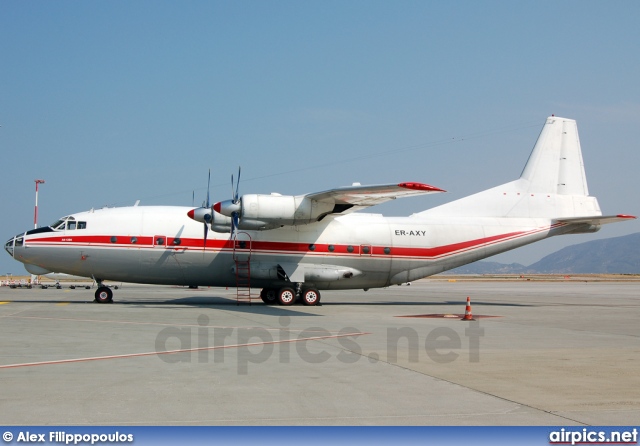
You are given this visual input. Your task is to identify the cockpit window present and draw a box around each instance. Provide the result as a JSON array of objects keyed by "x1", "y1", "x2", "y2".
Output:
[
  {"x1": 51, "y1": 219, "x2": 66, "y2": 230},
  {"x1": 50, "y1": 216, "x2": 84, "y2": 231}
]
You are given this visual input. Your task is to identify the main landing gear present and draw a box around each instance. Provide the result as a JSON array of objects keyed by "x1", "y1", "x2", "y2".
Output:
[{"x1": 260, "y1": 286, "x2": 321, "y2": 306}]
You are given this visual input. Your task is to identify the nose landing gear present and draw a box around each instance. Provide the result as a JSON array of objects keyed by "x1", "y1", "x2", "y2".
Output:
[{"x1": 94, "y1": 286, "x2": 113, "y2": 303}]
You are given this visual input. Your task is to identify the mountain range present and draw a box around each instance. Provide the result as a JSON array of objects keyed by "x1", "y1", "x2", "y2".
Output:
[{"x1": 445, "y1": 232, "x2": 640, "y2": 274}]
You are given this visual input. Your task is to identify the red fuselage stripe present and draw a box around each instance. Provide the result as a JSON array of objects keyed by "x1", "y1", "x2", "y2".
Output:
[{"x1": 25, "y1": 224, "x2": 561, "y2": 260}]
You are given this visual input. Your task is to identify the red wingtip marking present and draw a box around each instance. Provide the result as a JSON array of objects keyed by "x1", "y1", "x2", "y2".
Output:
[
  {"x1": 213, "y1": 202, "x2": 221, "y2": 213},
  {"x1": 187, "y1": 209, "x2": 195, "y2": 219},
  {"x1": 398, "y1": 182, "x2": 446, "y2": 193},
  {"x1": 616, "y1": 214, "x2": 637, "y2": 219}
]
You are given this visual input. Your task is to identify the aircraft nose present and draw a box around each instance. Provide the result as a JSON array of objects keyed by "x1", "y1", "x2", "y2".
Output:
[
  {"x1": 4, "y1": 236, "x2": 15, "y2": 257},
  {"x1": 4, "y1": 233, "x2": 24, "y2": 258}
]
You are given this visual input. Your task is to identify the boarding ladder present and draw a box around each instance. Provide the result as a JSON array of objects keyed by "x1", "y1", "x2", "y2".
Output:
[{"x1": 233, "y1": 232, "x2": 256, "y2": 305}]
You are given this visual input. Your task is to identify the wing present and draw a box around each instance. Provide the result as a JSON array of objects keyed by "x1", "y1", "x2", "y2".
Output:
[
  {"x1": 555, "y1": 214, "x2": 637, "y2": 225},
  {"x1": 306, "y1": 182, "x2": 446, "y2": 214}
]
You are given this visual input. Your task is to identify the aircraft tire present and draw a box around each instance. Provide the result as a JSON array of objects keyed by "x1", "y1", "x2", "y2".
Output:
[
  {"x1": 277, "y1": 287, "x2": 296, "y2": 306},
  {"x1": 301, "y1": 288, "x2": 321, "y2": 306},
  {"x1": 95, "y1": 286, "x2": 113, "y2": 303},
  {"x1": 260, "y1": 288, "x2": 278, "y2": 305}
]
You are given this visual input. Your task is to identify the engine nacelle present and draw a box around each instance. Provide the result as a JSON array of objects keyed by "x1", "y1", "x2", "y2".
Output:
[
  {"x1": 216, "y1": 194, "x2": 336, "y2": 230},
  {"x1": 187, "y1": 207, "x2": 234, "y2": 233}
]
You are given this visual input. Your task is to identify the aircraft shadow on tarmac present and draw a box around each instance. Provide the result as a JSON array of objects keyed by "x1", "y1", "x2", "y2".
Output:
[
  {"x1": 0, "y1": 295, "x2": 319, "y2": 316},
  {"x1": 2, "y1": 294, "x2": 535, "y2": 310}
]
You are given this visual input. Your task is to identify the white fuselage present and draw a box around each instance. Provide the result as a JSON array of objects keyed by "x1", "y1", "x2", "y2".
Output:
[{"x1": 6, "y1": 205, "x2": 577, "y2": 290}]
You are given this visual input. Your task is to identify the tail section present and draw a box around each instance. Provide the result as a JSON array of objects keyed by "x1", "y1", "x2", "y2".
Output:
[
  {"x1": 519, "y1": 116, "x2": 589, "y2": 196},
  {"x1": 416, "y1": 116, "x2": 603, "y2": 220}
]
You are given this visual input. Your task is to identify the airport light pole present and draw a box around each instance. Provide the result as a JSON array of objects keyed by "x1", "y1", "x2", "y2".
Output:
[
  {"x1": 32, "y1": 179, "x2": 45, "y2": 287},
  {"x1": 34, "y1": 179, "x2": 45, "y2": 229}
]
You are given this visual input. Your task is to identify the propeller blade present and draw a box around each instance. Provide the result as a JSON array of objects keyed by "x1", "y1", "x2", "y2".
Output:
[
  {"x1": 206, "y1": 169, "x2": 211, "y2": 208},
  {"x1": 204, "y1": 169, "x2": 212, "y2": 248},
  {"x1": 231, "y1": 212, "x2": 239, "y2": 236},
  {"x1": 234, "y1": 166, "x2": 241, "y2": 203},
  {"x1": 230, "y1": 174, "x2": 235, "y2": 203}
]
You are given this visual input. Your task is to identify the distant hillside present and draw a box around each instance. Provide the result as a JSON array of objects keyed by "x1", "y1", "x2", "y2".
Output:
[
  {"x1": 444, "y1": 261, "x2": 528, "y2": 275},
  {"x1": 445, "y1": 232, "x2": 640, "y2": 274}
]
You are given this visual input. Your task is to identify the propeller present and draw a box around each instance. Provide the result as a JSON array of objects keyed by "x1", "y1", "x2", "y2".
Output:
[
  {"x1": 203, "y1": 169, "x2": 211, "y2": 246},
  {"x1": 231, "y1": 166, "x2": 241, "y2": 234},
  {"x1": 186, "y1": 169, "x2": 214, "y2": 248}
]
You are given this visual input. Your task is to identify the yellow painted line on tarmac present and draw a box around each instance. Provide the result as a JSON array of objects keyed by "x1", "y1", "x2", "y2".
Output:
[
  {"x1": 0, "y1": 301, "x2": 10, "y2": 305},
  {"x1": 56, "y1": 302, "x2": 71, "y2": 306}
]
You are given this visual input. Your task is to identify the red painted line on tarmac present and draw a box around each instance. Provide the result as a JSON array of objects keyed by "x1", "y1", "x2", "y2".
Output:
[{"x1": 0, "y1": 331, "x2": 370, "y2": 370}]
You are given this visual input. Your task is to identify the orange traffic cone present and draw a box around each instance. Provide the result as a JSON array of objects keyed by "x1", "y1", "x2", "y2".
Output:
[{"x1": 461, "y1": 296, "x2": 475, "y2": 321}]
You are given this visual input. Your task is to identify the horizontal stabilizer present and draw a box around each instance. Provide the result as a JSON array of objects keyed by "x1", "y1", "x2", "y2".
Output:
[{"x1": 555, "y1": 214, "x2": 636, "y2": 225}]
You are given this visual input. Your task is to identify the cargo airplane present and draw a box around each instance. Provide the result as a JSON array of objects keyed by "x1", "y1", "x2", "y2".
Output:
[{"x1": 4, "y1": 116, "x2": 635, "y2": 305}]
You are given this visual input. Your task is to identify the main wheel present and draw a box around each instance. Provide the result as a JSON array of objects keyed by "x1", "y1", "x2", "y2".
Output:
[
  {"x1": 277, "y1": 287, "x2": 296, "y2": 306},
  {"x1": 261, "y1": 288, "x2": 278, "y2": 305},
  {"x1": 95, "y1": 286, "x2": 113, "y2": 303},
  {"x1": 301, "y1": 288, "x2": 321, "y2": 306}
]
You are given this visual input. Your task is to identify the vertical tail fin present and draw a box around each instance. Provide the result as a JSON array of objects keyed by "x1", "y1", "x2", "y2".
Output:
[
  {"x1": 519, "y1": 116, "x2": 589, "y2": 195},
  {"x1": 416, "y1": 116, "x2": 602, "y2": 219}
]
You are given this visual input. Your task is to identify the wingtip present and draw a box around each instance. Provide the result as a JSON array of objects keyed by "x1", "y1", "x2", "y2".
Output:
[{"x1": 398, "y1": 182, "x2": 446, "y2": 193}]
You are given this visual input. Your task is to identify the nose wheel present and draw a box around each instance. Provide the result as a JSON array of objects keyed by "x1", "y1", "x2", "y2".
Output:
[{"x1": 95, "y1": 286, "x2": 113, "y2": 303}]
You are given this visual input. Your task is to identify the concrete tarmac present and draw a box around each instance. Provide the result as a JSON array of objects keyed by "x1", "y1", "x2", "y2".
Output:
[{"x1": 0, "y1": 278, "x2": 638, "y2": 425}]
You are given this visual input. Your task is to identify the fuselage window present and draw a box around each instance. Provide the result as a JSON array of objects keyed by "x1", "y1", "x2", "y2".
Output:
[
  {"x1": 77, "y1": 222, "x2": 87, "y2": 229},
  {"x1": 68, "y1": 222, "x2": 77, "y2": 230},
  {"x1": 131, "y1": 237, "x2": 138, "y2": 244},
  {"x1": 110, "y1": 236, "x2": 118, "y2": 243}
]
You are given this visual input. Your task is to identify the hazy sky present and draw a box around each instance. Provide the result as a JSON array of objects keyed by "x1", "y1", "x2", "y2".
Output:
[{"x1": 2, "y1": 1, "x2": 639, "y2": 275}]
